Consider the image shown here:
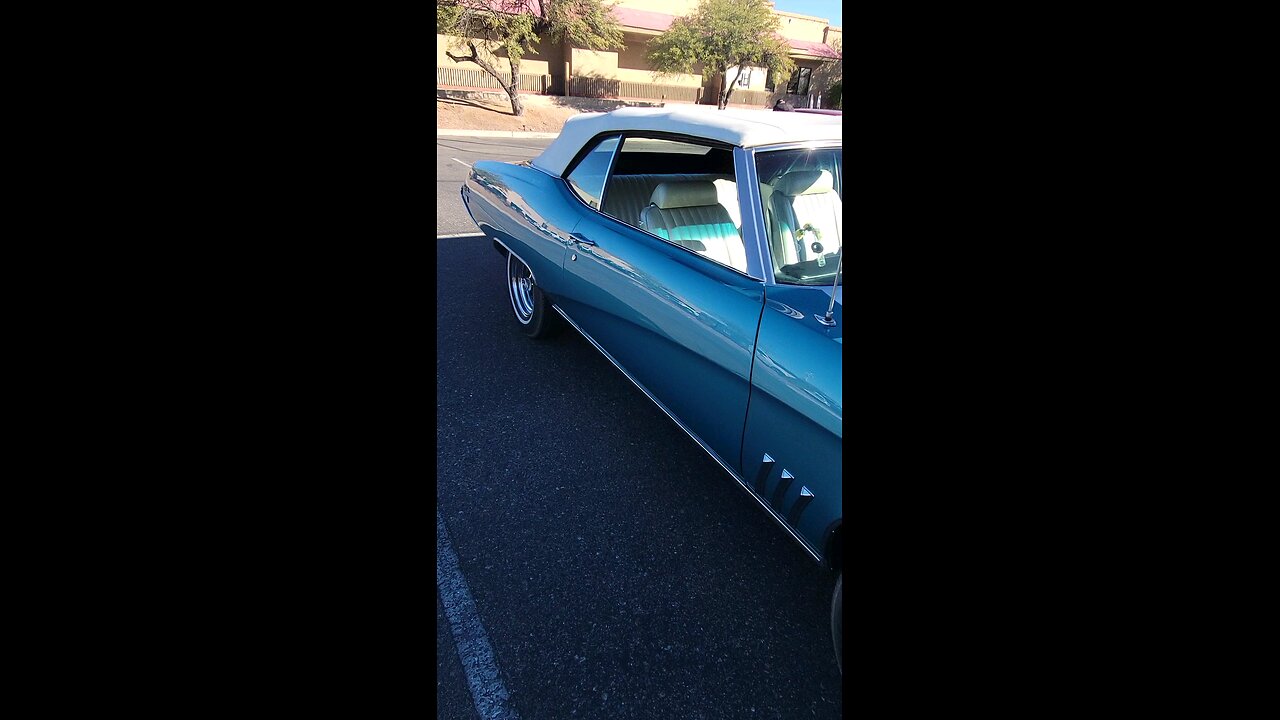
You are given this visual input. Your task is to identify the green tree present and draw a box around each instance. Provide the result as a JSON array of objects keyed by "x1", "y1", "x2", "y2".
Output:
[
  {"x1": 438, "y1": 0, "x2": 624, "y2": 116},
  {"x1": 823, "y1": 37, "x2": 842, "y2": 108},
  {"x1": 645, "y1": 0, "x2": 794, "y2": 110}
]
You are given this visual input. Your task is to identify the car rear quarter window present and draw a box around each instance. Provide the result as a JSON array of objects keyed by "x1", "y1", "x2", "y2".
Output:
[{"x1": 565, "y1": 136, "x2": 620, "y2": 210}]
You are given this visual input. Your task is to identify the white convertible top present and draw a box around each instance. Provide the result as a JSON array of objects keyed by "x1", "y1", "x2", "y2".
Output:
[{"x1": 531, "y1": 106, "x2": 842, "y2": 177}]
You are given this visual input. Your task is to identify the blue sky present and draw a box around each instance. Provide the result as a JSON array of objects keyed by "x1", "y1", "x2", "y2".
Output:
[{"x1": 773, "y1": 0, "x2": 841, "y2": 27}]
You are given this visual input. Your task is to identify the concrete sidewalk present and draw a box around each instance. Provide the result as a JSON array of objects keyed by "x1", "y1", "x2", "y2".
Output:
[{"x1": 437, "y1": 129, "x2": 560, "y2": 139}]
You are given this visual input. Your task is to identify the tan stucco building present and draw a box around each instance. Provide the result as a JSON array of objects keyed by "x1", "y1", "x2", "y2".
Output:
[{"x1": 436, "y1": 1, "x2": 841, "y2": 108}]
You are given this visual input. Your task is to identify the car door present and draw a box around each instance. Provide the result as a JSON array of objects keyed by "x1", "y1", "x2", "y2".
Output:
[
  {"x1": 738, "y1": 142, "x2": 844, "y2": 563},
  {"x1": 551, "y1": 135, "x2": 766, "y2": 473},
  {"x1": 739, "y1": 284, "x2": 842, "y2": 562}
]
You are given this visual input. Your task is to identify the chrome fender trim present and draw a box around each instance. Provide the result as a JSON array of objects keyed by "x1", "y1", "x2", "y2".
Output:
[{"x1": 551, "y1": 303, "x2": 823, "y2": 565}]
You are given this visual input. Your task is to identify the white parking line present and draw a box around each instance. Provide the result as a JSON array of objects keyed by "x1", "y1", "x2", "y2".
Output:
[
  {"x1": 437, "y1": 232, "x2": 485, "y2": 239},
  {"x1": 452, "y1": 157, "x2": 472, "y2": 167},
  {"x1": 437, "y1": 511, "x2": 520, "y2": 720}
]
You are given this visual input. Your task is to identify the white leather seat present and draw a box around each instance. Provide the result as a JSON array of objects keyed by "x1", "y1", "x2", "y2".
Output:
[
  {"x1": 639, "y1": 181, "x2": 747, "y2": 272},
  {"x1": 767, "y1": 170, "x2": 842, "y2": 266},
  {"x1": 602, "y1": 174, "x2": 741, "y2": 231}
]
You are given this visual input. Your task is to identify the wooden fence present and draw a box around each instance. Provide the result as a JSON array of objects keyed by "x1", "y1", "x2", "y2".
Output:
[
  {"x1": 570, "y1": 77, "x2": 700, "y2": 103},
  {"x1": 437, "y1": 66, "x2": 551, "y2": 94},
  {"x1": 726, "y1": 89, "x2": 771, "y2": 107},
  {"x1": 437, "y1": 67, "x2": 766, "y2": 106}
]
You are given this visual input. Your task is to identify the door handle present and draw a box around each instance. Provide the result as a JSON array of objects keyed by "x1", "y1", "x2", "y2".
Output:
[{"x1": 570, "y1": 232, "x2": 596, "y2": 246}]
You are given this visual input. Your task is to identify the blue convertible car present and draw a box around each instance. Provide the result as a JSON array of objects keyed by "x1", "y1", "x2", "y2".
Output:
[{"x1": 461, "y1": 106, "x2": 843, "y2": 671}]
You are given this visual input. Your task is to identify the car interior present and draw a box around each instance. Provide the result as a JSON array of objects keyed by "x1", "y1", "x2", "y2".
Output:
[
  {"x1": 577, "y1": 137, "x2": 842, "y2": 283},
  {"x1": 756, "y1": 149, "x2": 843, "y2": 285},
  {"x1": 600, "y1": 141, "x2": 748, "y2": 273},
  {"x1": 637, "y1": 180, "x2": 747, "y2": 270}
]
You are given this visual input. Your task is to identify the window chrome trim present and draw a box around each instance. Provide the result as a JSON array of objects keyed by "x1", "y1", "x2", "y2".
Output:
[
  {"x1": 733, "y1": 146, "x2": 771, "y2": 283},
  {"x1": 597, "y1": 136, "x2": 622, "y2": 212},
  {"x1": 529, "y1": 163, "x2": 558, "y2": 179},
  {"x1": 551, "y1": 303, "x2": 823, "y2": 565},
  {"x1": 747, "y1": 140, "x2": 843, "y2": 152}
]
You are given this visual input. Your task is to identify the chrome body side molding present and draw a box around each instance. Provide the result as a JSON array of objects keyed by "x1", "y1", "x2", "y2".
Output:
[{"x1": 551, "y1": 303, "x2": 823, "y2": 564}]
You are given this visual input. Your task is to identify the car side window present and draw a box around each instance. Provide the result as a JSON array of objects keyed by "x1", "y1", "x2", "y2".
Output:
[
  {"x1": 595, "y1": 136, "x2": 748, "y2": 274},
  {"x1": 565, "y1": 135, "x2": 620, "y2": 210},
  {"x1": 755, "y1": 147, "x2": 843, "y2": 286}
]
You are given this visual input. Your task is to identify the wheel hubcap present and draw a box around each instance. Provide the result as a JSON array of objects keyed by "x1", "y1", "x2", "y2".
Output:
[{"x1": 508, "y1": 255, "x2": 535, "y2": 324}]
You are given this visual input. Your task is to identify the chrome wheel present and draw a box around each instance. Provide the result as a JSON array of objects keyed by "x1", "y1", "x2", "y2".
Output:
[
  {"x1": 502, "y1": 247, "x2": 558, "y2": 338},
  {"x1": 508, "y1": 253, "x2": 535, "y2": 325}
]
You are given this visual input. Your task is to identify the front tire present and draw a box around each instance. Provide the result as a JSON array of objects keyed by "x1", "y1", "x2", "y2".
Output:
[
  {"x1": 832, "y1": 573, "x2": 842, "y2": 674},
  {"x1": 507, "y1": 251, "x2": 557, "y2": 338}
]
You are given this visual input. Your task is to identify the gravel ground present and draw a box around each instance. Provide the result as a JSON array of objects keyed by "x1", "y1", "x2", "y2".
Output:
[{"x1": 437, "y1": 95, "x2": 582, "y2": 133}]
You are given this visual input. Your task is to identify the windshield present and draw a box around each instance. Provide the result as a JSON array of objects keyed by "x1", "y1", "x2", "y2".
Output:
[{"x1": 755, "y1": 147, "x2": 842, "y2": 285}]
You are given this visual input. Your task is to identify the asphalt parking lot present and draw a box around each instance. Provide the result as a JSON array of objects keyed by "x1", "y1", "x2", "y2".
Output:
[
  {"x1": 436, "y1": 135, "x2": 843, "y2": 719},
  {"x1": 436, "y1": 136, "x2": 554, "y2": 235}
]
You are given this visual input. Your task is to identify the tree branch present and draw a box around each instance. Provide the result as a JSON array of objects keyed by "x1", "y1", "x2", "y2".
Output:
[
  {"x1": 724, "y1": 63, "x2": 745, "y2": 106},
  {"x1": 446, "y1": 41, "x2": 509, "y2": 88}
]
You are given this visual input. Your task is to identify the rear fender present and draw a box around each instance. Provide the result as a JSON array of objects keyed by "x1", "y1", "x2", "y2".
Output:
[{"x1": 463, "y1": 161, "x2": 579, "y2": 297}]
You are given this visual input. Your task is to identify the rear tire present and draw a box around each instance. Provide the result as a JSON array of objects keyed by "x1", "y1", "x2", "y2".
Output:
[
  {"x1": 506, "y1": 251, "x2": 558, "y2": 338},
  {"x1": 831, "y1": 573, "x2": 842, "y2": 674}
]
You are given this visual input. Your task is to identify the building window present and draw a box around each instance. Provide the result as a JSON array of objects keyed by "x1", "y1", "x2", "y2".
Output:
[
  {"x1": 787, "y1": 67, "x2": 812, "y2": 95},
  {"x1": 765, "y1": 69, "x2": 775, "y2": 91},
  {"x1": 736, "y1": 68, "x2": 752, "y2": 87}
]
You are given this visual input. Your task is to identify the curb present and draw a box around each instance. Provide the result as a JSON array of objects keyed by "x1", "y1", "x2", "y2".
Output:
[{"x1": 437, "y1": 129, "x2": 560, "y2": 139}]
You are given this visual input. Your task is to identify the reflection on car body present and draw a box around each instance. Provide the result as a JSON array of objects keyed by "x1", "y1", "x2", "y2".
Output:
[{"x1": 461, "y1": 106, "x2": 844, "y2": 673}]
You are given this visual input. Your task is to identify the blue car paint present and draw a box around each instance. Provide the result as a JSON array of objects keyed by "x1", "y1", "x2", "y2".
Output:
[
  {"x1": 463, "y1": 155, "x2": 842, "y2": 569},
  {"x1": 742, "y1": 284, "x2": 843, "y2": 560},
  {"x1": 554, "y1": 209, "x2": 765, "y2": 475},
  {"x1": 466, "y1": 161, "x2": 580, "y2": 288}
]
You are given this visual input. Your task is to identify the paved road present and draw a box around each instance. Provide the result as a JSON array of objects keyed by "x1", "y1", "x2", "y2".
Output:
[
  {"x1": 436, "y1": 137, "x2": 553, "y2": 235},
  {"x1": 437, "y1": 136, "x2": 843, "y2": 719}
]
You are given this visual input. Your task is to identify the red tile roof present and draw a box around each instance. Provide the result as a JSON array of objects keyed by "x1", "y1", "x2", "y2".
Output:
[
  {"x1": 787, "y1": 38, "x2": 840, "y2": 58},
  {"x1": 612, "y1": 7, "x2": 676, "y2": 31},
  {"x1": 612, "y1": 7, "x2": 839, "y2": 58},
  {"x1": 468, "y1": 2, "x2": 840, "y2": 58}
]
